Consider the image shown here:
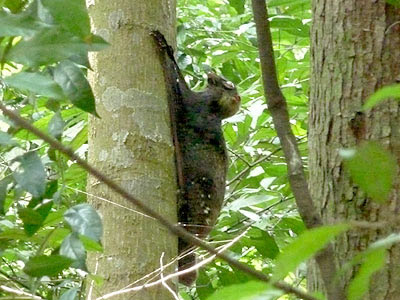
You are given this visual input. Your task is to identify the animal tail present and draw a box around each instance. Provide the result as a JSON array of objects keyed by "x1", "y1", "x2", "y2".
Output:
[
  {"x1": 178, "y1": 237, "x2": 197, "y2": 286},
  {"x1": 178, "y1": 251, "x2": 197, "y2": 286}
]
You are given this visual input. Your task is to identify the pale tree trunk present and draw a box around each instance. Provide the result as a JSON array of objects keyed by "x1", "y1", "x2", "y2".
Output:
[
  {"x1": 308, "y1": 1, "x2": 400, "y2": 298},
  {"x1": 85, "y1": 1, "x2": 177, "y2": 299}
]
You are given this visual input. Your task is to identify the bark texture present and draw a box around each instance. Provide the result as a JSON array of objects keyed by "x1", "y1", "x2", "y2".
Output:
[
  {"x1": 309, "y1": 1, "x2": 400, "y2": 298},
  {"x1": 86, "y1": 1, "x2": 177, "y2": 299}
]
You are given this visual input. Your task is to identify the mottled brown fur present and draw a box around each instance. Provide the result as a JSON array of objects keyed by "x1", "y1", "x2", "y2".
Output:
[{"x1": 152, "y1": 31, "x2": 240, "y2": 286}]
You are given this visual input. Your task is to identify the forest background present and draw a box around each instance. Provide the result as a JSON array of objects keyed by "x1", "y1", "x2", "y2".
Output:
[{"x1": 0, "y1": 0, "x2": 400, "y2": 300}]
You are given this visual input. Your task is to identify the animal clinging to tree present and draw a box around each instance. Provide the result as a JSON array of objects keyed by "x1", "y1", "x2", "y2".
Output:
[{"x1": 152, "y1": 30, "x2": 240, "y2": 286}]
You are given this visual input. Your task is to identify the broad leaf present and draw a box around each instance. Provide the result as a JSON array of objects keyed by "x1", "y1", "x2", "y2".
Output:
[
  {"x1": 5, "y1": 72, "x2": 64, "y2": 99},
  {"x1": 0, "y1": 131, "x2": 18, "y2": 146},
  {"x1": 386, "y1": 0, "x2": 400, "y2": 7},
  {"x1": 228, "y1": 0, "x2": 245, "y2": 14},
  {"x1": 20, "y1": 201, "x2": 53, "y2": 236},
  {"x1": 342, "y1": 142, "x2": 396, "y2": 203},
  {"x1": 13, "y1": 152, "x2": 46, "y2": 198},
  {"x1": 64, "y1": 204, "x2": 102, "y2": 241},
  {"x1": 19, "y1": 208, "x2": 45, "y2": 236},
  {"x1": 0, "y1": 177, "x2": 12, "y2": 215},
  {"x1": 6, "y1": 29, "x2": 88, "y2": 67},
  {"x1": 272, "y1": 224, "x2": 349, "y2": 281},
  {"x1": 60, "y1": 232, "x2": 87, "y2": 270},
  {"x1": 0, "y1": 11, "x2": 46, "y2": 37},
  {"x1": 23, "y1": 255, "x2": 73, "y2": 277},
  {"x1": 48, "y1": 111, "x2": 65, "y2": 139},
  {"x1": 60, "y1": 288, "x2": 79, "y2": 300},
  {"x1": 242, "y1": 227, "x2": 279, "y2": 259},
  {"x1": 53, "y1": 61, "x2": 98, "y2": 115},
  {"x1": 268, "y1": 0, "x2": 310, "y2": 7},
  {"x1": 42, "y1": 0, "x2": 90, "y2": 37},
  {"x1": 347, "y1": 249, "x2": 386, "y2": 300},
  {"x1": 206, "y1": 281, "x2": 279, "y2": 300},
  {"x1": 363, "y1": 84, "x2": 400, "y2": 109},
  {"x1": 80, "y1": 235, "x2": 103, "y2": 252}
]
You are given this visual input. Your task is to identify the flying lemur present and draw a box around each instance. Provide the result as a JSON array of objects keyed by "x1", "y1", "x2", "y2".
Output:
[{"x1": 151, "y1": 31, "x2": 240, "y2": 286}]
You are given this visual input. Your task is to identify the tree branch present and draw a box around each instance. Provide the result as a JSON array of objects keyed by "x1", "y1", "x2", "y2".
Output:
[
  {"x1": 0, "y1": 103, "x2": 318, "y2": 300},
  {"x1": 250, "y1": 0, "x2": 345, "y2": 299}
]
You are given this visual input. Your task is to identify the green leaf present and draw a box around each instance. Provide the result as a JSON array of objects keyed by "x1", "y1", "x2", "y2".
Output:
[
  {"x1": 48, "y1": 111, "x2": 65, "y2": 139},
  {"x1": 80, "y1": 235, "x2": 103, "y2": 252},
  {"x1": 23, "y1": 255, "x2": 73, "y2": 277},
  {"x1": 19, "y1": 208, "x2": 45, "y2": 236},
  {"x1": 277, "y1": 217, "x2": 306, "y2": 235},
  {"x1": 20, "y1": 201, "x2": 53, "y2": 236},
  {"x1": 347, "y1": 248, "x2": 386, "y2": 300},
  {"x1": 5, "y1": 72, "x2": 64, "y2": 99},
  {"x1": 0, "y1": 131, "x2": 18, "y2": 146},
  {"x1": 21, "y1": 206, "x2": 44, "y2": 223},
  {"x1": 13, "y1": 152, "x2": 46, "y2": 198},
  {"x1": 41, "y1": 0, "x2": 90, "y2": 37},
  {"x1": 228, "y1": 195, "x2": 276, "y2": 211},
  {"x1": 269, "y1": 17, "x2": 309, "y2": 37},
  {"x1": 68, "y1": 124, "x2": 88, "y2": 151},
  {"x1": 6, "y1": 29, "x2": 88, "y2": 67},
  {"x1": 0, "y1": 11, "x2": 46, "y2": 37},
  {"x1": 44, "y1": 180, "x2": 59, "y2": 199},
  {"x1": 243, "y1": 227, "x2": 279, "y2": 259},
  {"x1": 363, "y1": 84, "x2": 400, "y2": 109},
  {"x1": 60, "y1": 288, "x2": 79, "y2": 300},
  {"x1": 342, "y1": 142, "x2": 396, "y2": 203},
  {"x1": 272, "y1": 224, "x2": 349, "y2": 281},
  {"x1": 206, "y1": 281, "x2": 277, "y2": 300},
  {"x1": 85, "y1": 34, "x2": 109, "y2": 51},
  {"x1": 386, "y1": 0, "x2": 400, "y2": 8},
  {"x1": 60, "y1": 232, "x2": 87, "y2": 270},
  {"x1": 0, "y1": 177, "x2": 12, "y2": 215},
  {"x1": 64, "y1": 204, "x2": 102, "y2": 241},
  {"x1": 2, "y1": 0, "x2": 27, "y2": 13},
  {"x1": 87, "y1": 273, "x2": 104, "y2": 287},
  {"x1": 228, "y1": 0, "x2": 245, "y2": 14},
  {"x1": 268, "y1": 0, "x2": 310, "y2": 7},
  {"x1": 64, "y1": 164, "x2": 86, "y2": 186},
  {"x1": 53, "y1": 61, "x2": 98, "y2": 115}
]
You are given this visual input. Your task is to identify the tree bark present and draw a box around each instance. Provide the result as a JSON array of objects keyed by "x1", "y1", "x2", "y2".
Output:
[
  {"x1": 86, "y1": 1, "x2": 177, "y2": 299},
  {"x1": 309, "y1": 1, "x2": 400, "y2": 298}
]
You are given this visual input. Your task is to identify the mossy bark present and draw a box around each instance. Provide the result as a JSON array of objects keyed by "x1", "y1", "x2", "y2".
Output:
[
  {"x1": 86, "y1": 1, "x2": 177, "y2": 299},
  {"x1": 308, "y1": 1, "x2": 400, "y2": 298}
]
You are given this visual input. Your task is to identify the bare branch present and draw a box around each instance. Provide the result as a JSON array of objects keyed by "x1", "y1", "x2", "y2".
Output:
[
  {"x1": 251, "y1": 0, "x2": 345, "y2": 299},
  {"x1": 0, "y1": 285, "x2": 43, "y2": 300}
]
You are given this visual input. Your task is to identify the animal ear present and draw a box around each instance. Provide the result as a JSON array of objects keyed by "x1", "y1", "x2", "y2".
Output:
[
  {"x1": 207, "y1": 72, "x2": 220, "y2": 85},
  {"x1": 222, "y1": 80, "x2": 235, "y2": 90}
]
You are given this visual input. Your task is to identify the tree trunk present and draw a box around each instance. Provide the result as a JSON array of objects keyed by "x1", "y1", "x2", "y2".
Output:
[
  {"x1": 308, "y1": 1, "x2": 400, "y2": 298},
  {"x1": 85, "y1": 1, "x2": 177, "y2": 299}
]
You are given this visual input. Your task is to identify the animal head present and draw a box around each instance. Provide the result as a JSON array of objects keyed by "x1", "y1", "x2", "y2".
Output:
[{"x1": 207, "y1": 73, "x2": 241, "y2": 119}]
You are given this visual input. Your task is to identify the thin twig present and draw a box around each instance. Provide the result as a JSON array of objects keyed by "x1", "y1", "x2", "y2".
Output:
[
  {"x1": 227, "y1": 147, "x2": 281, "y2": 186},
  {"x1": 0, "y1": 285, "x2": 43, "y2": 300},
  {"x1": 64, "y1": 185, "x2": 154, "y2": 219},
  {"x1": 160, "y1": 253, "x2": 180, "y2": 300},
  {"x1": 96, "y1": 226, "x2": 250, "y2": 300},
  {"x1": 0, "y1": 269, "x2": 32, "y2": 293}
]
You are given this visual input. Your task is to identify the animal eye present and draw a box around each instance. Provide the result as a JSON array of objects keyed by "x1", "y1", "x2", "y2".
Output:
[{"x1": 222, "y1": 81, "x2": 235, "y2": 90}]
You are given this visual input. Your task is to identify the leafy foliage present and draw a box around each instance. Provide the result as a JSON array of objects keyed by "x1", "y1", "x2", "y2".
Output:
[
  {"x1": 341, "y1": 142, "x2": 396, "y2": 203},
  {"x1": 363, "y1": 84, "x2": 400, "y2": 110},
  {"x1": 0, "y1": 0, "x2": 396, "y2": 299},
  {"x1": 177, "y1": 0, "x2": 311, "y2": 298},
  {"x1": 0, "y1": 0, "x2": 104, "y2": 298}
]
